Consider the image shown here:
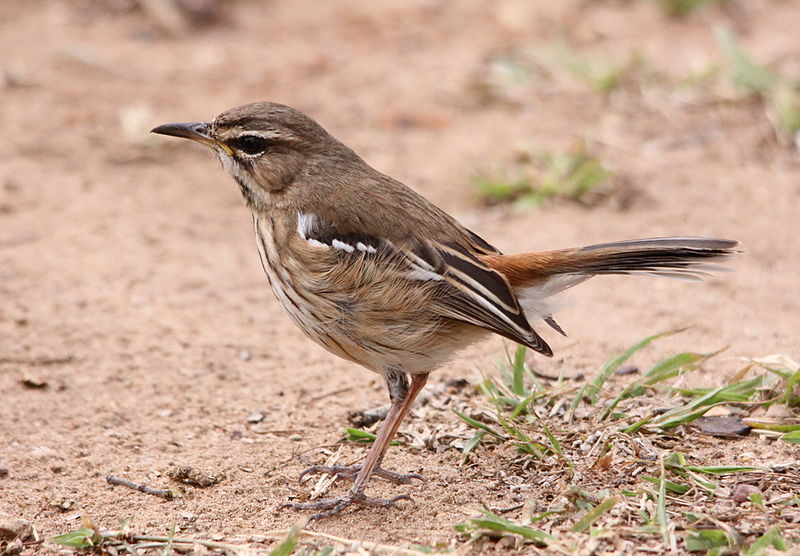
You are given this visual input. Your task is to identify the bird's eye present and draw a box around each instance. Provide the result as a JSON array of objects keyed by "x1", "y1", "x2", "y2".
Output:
[{"x1": 229, "y1": 135, "x2": 270, "y2": 155}]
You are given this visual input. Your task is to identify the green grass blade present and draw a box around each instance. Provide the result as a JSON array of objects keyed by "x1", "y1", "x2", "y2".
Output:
[
  {"x1": 783, "y1": 364, "x2": 800, "y2": 406},
  {"x1": 741, "y1": 419, "x2": 800, "y2": 433},
  {"x1": 745, "y1": 525, "x2": 788, "y2": 554},
  {"x1": 780, "y1": 430, "x2": 800, "y2": 444},
  {"x1": 509, "y1": 393, "x2": 534, "y2": 420},
  {"x1": 684, "y1": 470, "x2": 719, "y2": 493},
  {"x1": 602, "y1": 350, "x2": 714, "y2": 420},
  {"x1": 715, "y1": 26, "x2": 776, "y2": 95},
  {"x1": 269, "y1": 524, "x2": 301, "y2": 556},
  {"x1": 640, "y1": 476, "x2": 690, "y2": 494},
  {"x1": 539, "y1": 419, "x2": 563, "y2": 458},
  {"x1": 51, "y1": 528, "x2": 101, "y2": 549},
  {"x1": 621, "y1": 415, "x2": 653, "y2": 434},
  {"x1": 573, "y1": 329, "x2": 681, "y2": 416},
  {"x1": 683, "y1": 465, "x2": 763, "y2": 475},
  {"x1": 571, "y1": 496, "x2": 617, "y2": 532},
  {"x1": 343, "y1": 428, "x2": 401, "y2": 445},
  {"x1": 685, "y1": 529, "x2": 730, "y2": 552},
  {"x1": 452, "y1": 409, "x2": 506, "y2": 439},
  {"x1": 461, "y1": 429, "x2": 487, "y2": 461},
  {"x1": 469, "y1": 508, "x2": 556, "y2": 544},
  {"x1": 511, "y1": 345, "x2": 527, "y2": 396},
  {"x1": 653, "y1": 376, "x2": 765, "y2": 429}
]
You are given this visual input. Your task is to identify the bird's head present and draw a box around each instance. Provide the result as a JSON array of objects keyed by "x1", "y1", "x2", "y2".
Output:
[{"x1": 152, "y1": 102, "x2": 346, "y2": 207}]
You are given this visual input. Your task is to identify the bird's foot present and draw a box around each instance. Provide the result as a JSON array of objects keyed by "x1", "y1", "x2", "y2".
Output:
[
  {"x1": 283, "y1": 490, "x2": 413, "y2": 521},
  {"x1": 299, "y1": 464, "x2": 424, "y2": 485}
]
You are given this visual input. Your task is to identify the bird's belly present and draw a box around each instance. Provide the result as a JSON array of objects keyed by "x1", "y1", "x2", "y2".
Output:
[{"x1": 252, "y1": 213, "x2": 490, "y2": 375}]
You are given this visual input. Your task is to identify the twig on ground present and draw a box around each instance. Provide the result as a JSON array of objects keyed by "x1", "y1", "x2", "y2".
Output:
[
  {"x1": 490, "y1": 503, "x2": 525, "y2": 514},
  {"x1": 106, "y1": 475, "x2": 174, "y2": 500},
  {"x1": 309, "y1": 386, "x2": 355, "y2": 404}
]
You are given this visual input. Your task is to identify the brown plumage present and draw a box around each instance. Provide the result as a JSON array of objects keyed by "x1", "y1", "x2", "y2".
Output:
[{"x1": 152, "y1": 102, "x2": 739, "y2": 520}]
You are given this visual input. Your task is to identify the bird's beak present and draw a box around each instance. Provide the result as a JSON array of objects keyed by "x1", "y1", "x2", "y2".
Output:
[{"x1": 150, "y1": 121, "x2": 234, "y2": 155}]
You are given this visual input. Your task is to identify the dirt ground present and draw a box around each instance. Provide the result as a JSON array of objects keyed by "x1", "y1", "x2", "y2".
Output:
[{"x1": 1, "y1": 0, "x2": 799, "y2": 553}]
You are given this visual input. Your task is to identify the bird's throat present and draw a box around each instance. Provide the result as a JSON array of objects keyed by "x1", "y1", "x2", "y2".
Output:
[{"x1": 218, "y1": 153, "x2": 272, "y2": 211}]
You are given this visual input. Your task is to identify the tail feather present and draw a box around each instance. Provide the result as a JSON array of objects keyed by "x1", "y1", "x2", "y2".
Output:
[
  {"x1": 479, "y1": 236, "x2": 739, "y2": 335},
  {"x1": 572, "y1": 237, "x2": 738, "y2": 280},
  {"x1": 481, "y1": 236, "x2": 739, "y2": 288}
]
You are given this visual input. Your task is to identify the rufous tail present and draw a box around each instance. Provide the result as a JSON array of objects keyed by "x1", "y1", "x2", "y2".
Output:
[
  {"x1": 481, "y1": 237, "x2": 739, "y2": 288},
  {"x1": 479, "y1": 237, "x2": 739, "y2": 337}
]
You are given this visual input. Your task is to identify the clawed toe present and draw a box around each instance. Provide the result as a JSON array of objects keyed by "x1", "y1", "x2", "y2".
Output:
[
  {"x1": 298, "y1": 464, "x2": 359, "y2": 482},
  {"x1": 299, "y1": 464, "x2": 424, "y2": 485},
  {"x1": 283, "y1": 491, "x2": 413, "y2": 520},
  {"x1": 373, "y1": 467, "x2": 424, "y2": 484}
]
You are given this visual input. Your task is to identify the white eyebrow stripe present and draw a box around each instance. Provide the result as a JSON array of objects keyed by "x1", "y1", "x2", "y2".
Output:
[{"x1": 241, "y1": 130, "x2": 284, "y2": 140}]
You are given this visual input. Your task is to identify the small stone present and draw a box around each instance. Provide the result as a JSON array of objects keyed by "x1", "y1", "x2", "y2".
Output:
[
  {"x1": 20, "y1": 376, "x2": 48, "y2": 389},
  {"x1": 50, "y1": 498, "x2": 74, "y2": 511},
  {"x1": 615, "y1": 364, "x2": 639, "y2": 375},
  {"x1": 696, "y1": 416, "x2": 751, "y2": 437},
  {"x1": 167, "y1": 466, "x2": 224, "y2": 488},
  {"x1": 237, "y1": 349, "x2": 252, "y2": 361},
  {"x1": 0, "y1": 514, "x2": 33, "y2": 541},
  {"x1": 495, "y1": 536, "x2": 515, "y2": 550},
  {"x1": 247, "y1": 411, "x2": 265, "y2": 424},
  {"x1": 4, "y1": 538, "x2": 23, "y2": 555},
  {"x1": 732, "y1": 484, "x2": 762, "y2": 504},
  {"x1": 30, "y1": 446, "x2": 56, "y2": 459},
  {"x1": 765, "y1": 404, "x2": 792, "y2": 418},
  {"x1": 443, "y1": 378, "x2": 469, "y2": 393},
  {"x1": 347, "y1": 405, "x2": 389, "y2": 428}
]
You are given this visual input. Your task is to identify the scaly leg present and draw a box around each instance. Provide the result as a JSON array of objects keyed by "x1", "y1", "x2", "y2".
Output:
[{"x1": 284, "y1": 371, "x2": 428, "y2": 520}]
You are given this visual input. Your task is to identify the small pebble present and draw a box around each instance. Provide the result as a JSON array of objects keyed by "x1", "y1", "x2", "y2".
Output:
[
  {"x1": 347, "y1": 406, "x2": 389, "y2": 428},
  {"x1": 615, "y1": 364, "x2": 639, "y2": 375},
  {"x1": 732, "y1": 484, "x2": 762, "y2": 504},
  {"x1": 696, "y1": 416, "x2": 750, "y2": 437},
  {"x1": 0, "y1": 514, "x2": 33, "y2": 541},
  {"x1": 247, "y1": 411, "x2": 265, "y2": 423},
  {"x1": 237, "y1": 349, "x2": 252, "y2": 361},
  {"x1": 20, "y1": 376, "x2": 48, "y2": 389}
]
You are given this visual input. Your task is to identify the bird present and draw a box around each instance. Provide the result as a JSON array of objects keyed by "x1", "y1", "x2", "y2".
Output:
[{"x1": 151, "y1": 102, "x2": 738, "y2": 520}]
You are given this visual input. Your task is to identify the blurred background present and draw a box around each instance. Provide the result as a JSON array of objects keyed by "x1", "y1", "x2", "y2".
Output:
[{"x1": 1, "y1": 0, "x2": 799, "y2": 547}]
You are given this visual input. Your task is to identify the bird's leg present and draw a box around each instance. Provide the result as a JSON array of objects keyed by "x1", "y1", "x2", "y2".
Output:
[{"x1": 284, "y1": 370, "x2": 428, "y2": 520}]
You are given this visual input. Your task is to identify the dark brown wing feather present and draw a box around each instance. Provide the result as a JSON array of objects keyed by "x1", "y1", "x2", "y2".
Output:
[{"x1": 299, "y1": 212, "x2": 551, "y2": 356}]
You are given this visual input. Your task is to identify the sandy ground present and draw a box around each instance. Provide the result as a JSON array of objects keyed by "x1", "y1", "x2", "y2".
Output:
[{"x1": 1, "y1": 0, "x2": 799, "y2": 552}]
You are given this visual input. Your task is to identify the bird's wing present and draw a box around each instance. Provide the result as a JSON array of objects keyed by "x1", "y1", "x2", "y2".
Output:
[{"x1": 296, "y1": 211, "x2": 552, "y2": 356}]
